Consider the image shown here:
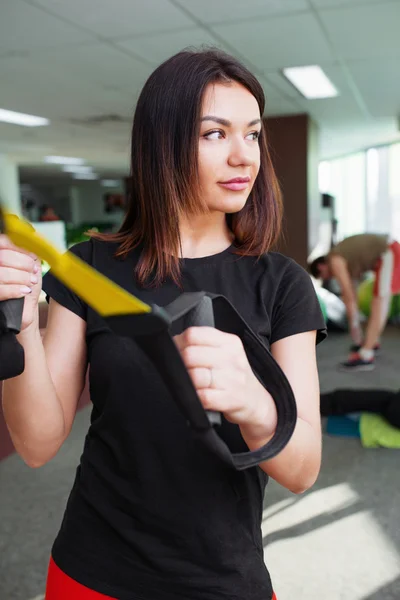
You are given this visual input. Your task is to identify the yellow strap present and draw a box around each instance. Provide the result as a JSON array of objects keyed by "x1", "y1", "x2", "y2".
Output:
[{"x1": 3, "y1": 213, "x2": 151, "y2": 317}]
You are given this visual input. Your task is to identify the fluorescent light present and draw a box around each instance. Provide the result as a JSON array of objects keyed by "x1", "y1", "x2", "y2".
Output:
[
  {"x1": 0, "y1": 108, "x2": 49, "y2": 127},
  {"x1": 282, "y1": 65, "x2": 338, "y2": 99},
  {"x1": 62, "y1": 165, "x2": 94, "y2": 173},
  {"x1": 44, "y1": 156, "x2": 85, "y2": 165},
  {"x1": 101, "y1": 179, "x2": 121, "y2": 188},
  {"x1": 72, "y1": 173, "x2": 98, "y2": 180}
]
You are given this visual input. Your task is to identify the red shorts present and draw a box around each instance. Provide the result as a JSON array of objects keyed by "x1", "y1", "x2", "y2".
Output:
[
  {"x1": 373, "y1": 241, "x2": 400, "y2": 297},
  {"x1": 45, "y1": 557, "x2": 115, "y2": 599},
  {"x1": 45, "y1": 556, "x2": 278, "y2": 599}
]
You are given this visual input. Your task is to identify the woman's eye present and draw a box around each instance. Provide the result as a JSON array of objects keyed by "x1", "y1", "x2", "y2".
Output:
[
  {"x1": 203, "y1": 130, "x2": 224, "y2": 140},
  {"x1": 202, "y1": 130, "x2": 260, "y2": 141},
  {"x1": 246, "y1": 131, "x2": 260, "y2": 141}
]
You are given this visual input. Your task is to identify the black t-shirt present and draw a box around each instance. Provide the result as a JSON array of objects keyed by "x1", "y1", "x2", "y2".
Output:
[{"x1": 42, "y1": 239, "x2": 326, "y2": 600}]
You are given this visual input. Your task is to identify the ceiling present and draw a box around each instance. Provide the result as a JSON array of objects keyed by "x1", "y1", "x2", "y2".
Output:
[{"x1": 1, "y1": 0, "x2": 399, "y2": 179}]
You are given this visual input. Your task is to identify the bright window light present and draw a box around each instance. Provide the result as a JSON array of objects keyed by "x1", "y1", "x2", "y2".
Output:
[
  {"x1": 101, "y1": 179, "x2": 121, "y2": 188},
  {"x1": 72, "y1": 173, "x2": 98, "y2": 180},
  {"x1": 62, "y1": 165, "x2": 94, "y2": 173},
  {"x1": 282, "y1": 65, "x2": 339, "y2": 99},
  {"x1": 0, "y1": 108, "x2": 49, "y2": 127},
  {"x1": 366, "y1": 148, "x2": 379, "y2": 203},
  {"x1": 319, "y1": 161, "x2": 331, "y2": 193},
  {"x1": 44, "y1": 156, "x2": 85, "y2": 165}
]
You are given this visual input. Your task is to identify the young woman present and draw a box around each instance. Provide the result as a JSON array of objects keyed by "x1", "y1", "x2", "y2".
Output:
[{"x1": 1, "y1": 48, "x2": 326, "y2": 600}]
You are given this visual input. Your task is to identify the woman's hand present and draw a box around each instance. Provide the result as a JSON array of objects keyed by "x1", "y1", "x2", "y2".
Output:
[
  {"x1": 0, "y1": 234, "x2": 42, "y2": 331},
  {"x1": 174, "y1": 326, "x2": 277, "y2": 440}
]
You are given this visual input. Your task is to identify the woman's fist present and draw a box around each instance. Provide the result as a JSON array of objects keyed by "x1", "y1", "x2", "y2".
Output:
[{"x1": 0, "y1": 234, "x2": 42, "y2": 331}]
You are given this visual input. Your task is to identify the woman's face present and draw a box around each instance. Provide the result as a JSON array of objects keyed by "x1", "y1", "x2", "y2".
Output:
[{"x1": 198, "y1": 81, "x2": 261, "y2": 215}]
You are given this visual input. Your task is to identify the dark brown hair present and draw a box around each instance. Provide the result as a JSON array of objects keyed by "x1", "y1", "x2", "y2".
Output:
[
  {"x1": 308, "y1": 256, "x2": 327, "y2": 279},
  {"x1": 90, "y1": 47, "x2": 282, "y2": 286}
]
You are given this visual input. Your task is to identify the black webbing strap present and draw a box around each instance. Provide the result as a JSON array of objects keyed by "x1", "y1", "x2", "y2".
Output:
[
  {"x1": 0, "y1": 297, "x2": 25, "y2": 381},
  {"x1": 105, "y1": 291, "x2": 297, "y2": 470}
]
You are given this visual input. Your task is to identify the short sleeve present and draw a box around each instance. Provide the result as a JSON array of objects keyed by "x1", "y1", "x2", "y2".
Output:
[
  {"x1": 42, "y1": 240, "x2": 92, "y2": 321},
  {"x1": 270, "y1": 259, "x2": 327, "y2": 345}
]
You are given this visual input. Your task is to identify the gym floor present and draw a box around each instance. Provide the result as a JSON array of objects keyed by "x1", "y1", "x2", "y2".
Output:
[{"x1": 0, "y1": 327, "x2": 399, "y2": 600}]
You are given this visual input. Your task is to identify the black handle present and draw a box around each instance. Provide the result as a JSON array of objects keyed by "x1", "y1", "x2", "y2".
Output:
[
  {"x1": 182, "y1": 295, "x2": 221, "y2": 427},
  {"x1": 0, "y1": 298, "x2": 25, "y2": 380},
  {"x1": 0, "y1": 297, "x2": 24, "y2": 333}
]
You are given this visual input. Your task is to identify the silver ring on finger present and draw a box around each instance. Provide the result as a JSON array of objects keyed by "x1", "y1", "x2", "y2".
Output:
[{"x1": 208, "y1": 368, "x2": 214, "y2": 389}]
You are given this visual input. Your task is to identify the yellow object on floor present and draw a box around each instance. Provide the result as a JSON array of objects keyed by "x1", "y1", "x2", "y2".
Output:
[{"x1": 360, "y1": 413, "x2": 400, "y2": 449}]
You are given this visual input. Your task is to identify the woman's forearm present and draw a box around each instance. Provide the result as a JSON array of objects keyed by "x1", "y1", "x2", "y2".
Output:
[
  {"x1": 240, "y1": 386, "x2": 321, "y2": 494},
  {"x1": 259, "y1": 417, "x2": 321, "y2": 493},
  {"x1": 2, "y1": 322, "x2": 66, "y2": 467}
]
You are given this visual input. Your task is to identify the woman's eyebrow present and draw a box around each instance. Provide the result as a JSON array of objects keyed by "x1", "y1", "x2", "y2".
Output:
[{"x1": 200, "y1": 116, "x2": 262, "y2": 127}]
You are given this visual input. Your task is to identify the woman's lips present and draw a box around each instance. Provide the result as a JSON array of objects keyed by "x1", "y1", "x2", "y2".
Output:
[{"x1": 218, "y1": 178, "x2": 251, "y2": 191}]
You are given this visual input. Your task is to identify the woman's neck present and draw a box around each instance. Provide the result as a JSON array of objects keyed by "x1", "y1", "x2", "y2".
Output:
[{"x1": 179, "y1": 213, "x2": 234, "y2": 259}]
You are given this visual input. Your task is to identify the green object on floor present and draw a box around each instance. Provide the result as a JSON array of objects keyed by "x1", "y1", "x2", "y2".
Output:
[
  {"x1": 360, "y1": 413, "x2": 400, "y2": 448},
  {"x1": 358, "y1": 278, "x2": 400, "y2": 319},
  {"x1": 317, "y1": 294, "x2": 328, "y2": 323}
]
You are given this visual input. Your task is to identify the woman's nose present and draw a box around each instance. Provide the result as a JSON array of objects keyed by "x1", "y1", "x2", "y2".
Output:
[{"x1": 227, "y1": 138, "x2": 254, "y2": 167}]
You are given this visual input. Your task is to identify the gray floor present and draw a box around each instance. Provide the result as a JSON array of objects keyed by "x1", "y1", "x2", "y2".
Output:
[{"x1": 0, "y1": 328, "x2": 399, "y2": 600}]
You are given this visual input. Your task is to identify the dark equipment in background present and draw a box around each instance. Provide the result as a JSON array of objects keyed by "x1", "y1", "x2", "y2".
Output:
[{"x1": 321, "y1": 193, "x2": 338, "y2": 250}]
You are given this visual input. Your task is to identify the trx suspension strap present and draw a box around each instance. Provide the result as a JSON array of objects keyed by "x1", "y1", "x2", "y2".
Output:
[{"x1": 0, "y1": 210, "x2": 297, "y2": 470}]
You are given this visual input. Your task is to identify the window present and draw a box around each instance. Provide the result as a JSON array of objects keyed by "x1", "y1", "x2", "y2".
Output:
[
  {"x1": 388, "y1": 143, "x2": 400, "y2": 240},
  {"x1": 319, "y1": 153, "x2": 366, "y2": 241},
  {"x1": 319, "y1": 142, "x2": 400, "y2": 244}
]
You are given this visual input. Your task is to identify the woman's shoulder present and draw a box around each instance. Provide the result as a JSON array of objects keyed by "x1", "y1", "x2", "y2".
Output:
[
  {"x1": 253, "y1": 252, "x2": 315, "y2": 301},
  {"x1": 257, "y1": 251, "x2": 309, "y2": 279},
  {"x1": 67, "y1": 239, "x2": 93, "y2": 260},
  {"x1": 68, "y1": 237, "x2": 141, "y2": 266}
]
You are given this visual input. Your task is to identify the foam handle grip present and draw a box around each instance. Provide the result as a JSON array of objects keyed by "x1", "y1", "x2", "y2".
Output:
[
  {"x1": 0, "y1": 297, "x2": 24, "y2": 334},
  {"x1": 0, "y1": 333, "x2": 25, "y2": 380},
  {"x1": 182, "y1": 294, "x2": 215, "y2": 329},
  {"x1": 183, "y1": 295, "x2": 221, "y2": 427},
  {"x1": 0, "y1": 298, "x2": 25, "y2": 380}
]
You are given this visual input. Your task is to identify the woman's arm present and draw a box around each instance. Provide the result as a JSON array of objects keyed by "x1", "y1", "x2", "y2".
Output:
[
  {"x1": 175, "y1": 325, "x2": 321, "y2": 494},
  {"x1": 241, "y1": 330, "x2": 321, "y2": 494},
  {"x1": 2, "y1": 299, "x2": 87, "y2": 467}
]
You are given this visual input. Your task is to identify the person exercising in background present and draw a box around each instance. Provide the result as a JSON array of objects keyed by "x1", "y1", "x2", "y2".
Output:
[{"x1": 309, "y1": 233, "x2": 400, "y2": 371}]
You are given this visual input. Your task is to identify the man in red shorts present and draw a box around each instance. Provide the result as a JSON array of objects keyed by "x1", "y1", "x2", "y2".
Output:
[{"x1": 309, "y1": 233, "x2": 400, "y2": 371}]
